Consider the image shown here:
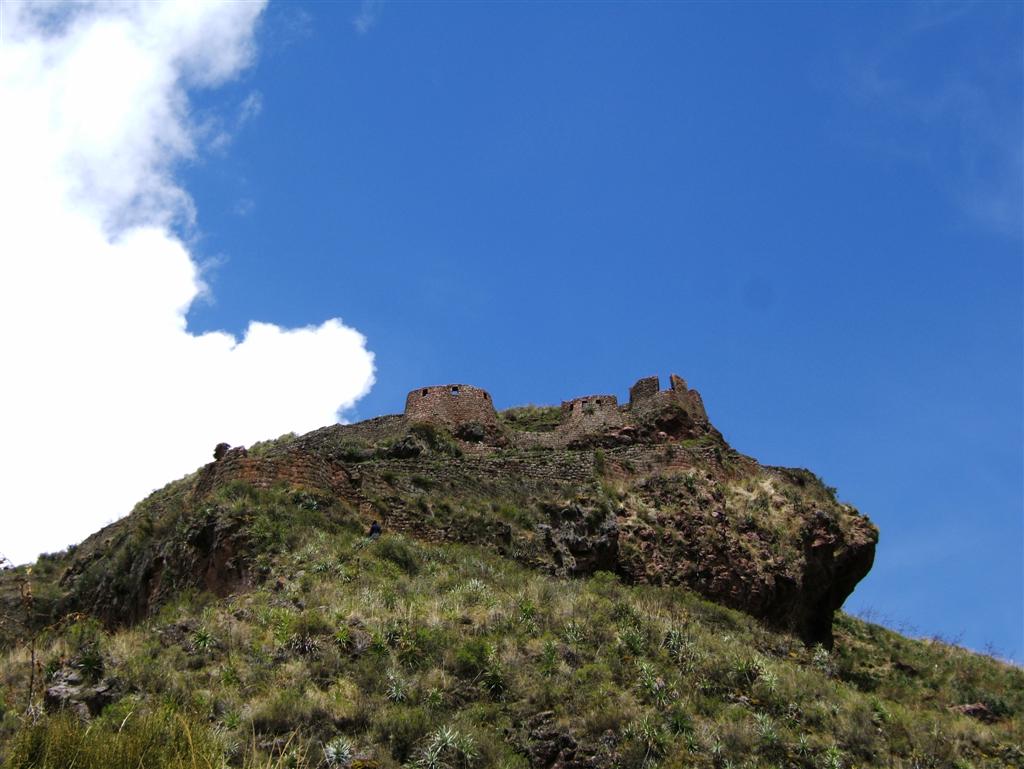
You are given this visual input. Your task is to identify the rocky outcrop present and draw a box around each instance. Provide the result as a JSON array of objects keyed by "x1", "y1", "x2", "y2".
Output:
[
  {"x1": 539, "y1": 504, "x2": 619, "y2": 577},
  {"x1": 794, "y1": 509, "x2": 877, "y2": 645},
  {"x1": 44, "y1": 668, "x2": 119, "y2": 718},
  {"x1": 56, "y1": 502, "x2": 254, "y2": 626},
  {"x1": 950, "y1": 703, "x2": 999, "y2": 723},
  {"x1": 515, "y1": 711, "x2": 616, "y2": 769}
]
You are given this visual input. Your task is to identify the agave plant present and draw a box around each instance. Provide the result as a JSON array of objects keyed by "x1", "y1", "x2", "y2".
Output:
[
  {"x1": 413, "y1": 725, "x2": 479, "y2": 769},
  {"x1": 323, "y1": 735, "x2": 355, "y2": 767}
]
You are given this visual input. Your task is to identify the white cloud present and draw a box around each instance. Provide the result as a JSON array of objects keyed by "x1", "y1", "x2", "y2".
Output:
[
  {"x1": 238, "y1": 90, "x2": 264, "y2": 124},
  {"x1": 0, "y1": 1, "x2": 375, "y2": 565},
  {"x1": 353, "y1": 0, "x2": 383, "y2": 35},
  {"x1": 207, "y1": 90, "x2": 264, "y2": 153},
  {"x1": 234, "y1": 197, "x2": 256, "y2": 217},
  {"x1": 841, "y1": 5, "x2": 1022, "y2": 239}
]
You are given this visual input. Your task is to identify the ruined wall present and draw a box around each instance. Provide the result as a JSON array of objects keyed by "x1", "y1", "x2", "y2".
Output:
[
  {"x1": 668, "y1": 374, "x2": 709, "y2": 423},
  {"x1": 557, "y1": 394, "x2": 624, "y2": 439},
  {"x1": 508, "y1": 431, "x2": 565, "y2": 450},
  {"x1": 628, "y1": 374, "x2": 709, "y2": 425},
  {"x1": 300, "y1": 415, "x2": 408, "y2": 450},
  {"x1": 629, "y1": 376, "x2": 661, "y2": 405},
  {"x1": 404, "y1": 384, "x2": 499, "y2": 429},
  {"x1": 191, "y1": 447, "x2": 347, "y2": 501}
]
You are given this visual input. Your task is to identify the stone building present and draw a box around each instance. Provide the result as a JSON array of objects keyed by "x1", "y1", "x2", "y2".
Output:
[
  {"x1": 559, "y1": 394, "x2": 624, "y2": 434},
  {"x1": 627, "y1": 373, "x2": 709, "y2": 425},
  {"x1": 403, "y1": 384, "x2": 499, "y2": 430},
  {"x1": 396, "y1": 373, "x2": 710, "y2": 445}
]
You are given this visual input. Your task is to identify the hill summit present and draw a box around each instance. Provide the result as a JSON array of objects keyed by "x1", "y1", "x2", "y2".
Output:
[{"x1": 53, "y1": 373, "x2": 874, "y2": 646}]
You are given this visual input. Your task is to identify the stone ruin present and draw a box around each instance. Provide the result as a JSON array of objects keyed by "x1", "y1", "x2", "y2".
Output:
[
  {"x1": 627, "y1": 373, "x2": 709, "y2": 424},
  {"x1": 403, "y1": 384, "x2": 499, "y2": 430},
  {"x1": 560, "y1": 394, "x2": 624, "y2": 434},
  {"x1": 400, "y1": 373, "x2": 711, "y2": 446},
  {"x1": 200, "y1": 373, "x2": 716, "y2": 498}
]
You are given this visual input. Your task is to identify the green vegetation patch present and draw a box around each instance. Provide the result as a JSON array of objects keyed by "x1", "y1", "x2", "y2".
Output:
[
  {"x1": 2, "y1": 533, "x2": 1019, "y2": 769},
  {"x1": 499, "y1": 405, "x2": 564, "y2": 433}
]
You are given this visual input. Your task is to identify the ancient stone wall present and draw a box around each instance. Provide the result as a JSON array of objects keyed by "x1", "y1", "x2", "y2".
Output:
[
  {"x1": 629, "y1": 376, "x2": 661, "y2": 405},
  {"x1": 404, "y1": 384, "x2": 498, "y2": 429},
  {"x1": 508, "y1": 431, "x2": 565, "y2": 450},
  {"x1": 299, "y1": 415, "x2": 408, "y2": 450},
  {"x1": 557, "y1": 394, "x2": 624, "y2": 439},
  {"x1": 669, "y1": 374, "x2": 709, "y2": 423},
  {"x1": 628, "y1": 373, "x2": 709, "y2": 425},
  {"x1": 192, "y1": 447, "x2": 346, "y2": 501},
  {"x1": 365, "y1": 452, "x2": 598, "y2": 497}
]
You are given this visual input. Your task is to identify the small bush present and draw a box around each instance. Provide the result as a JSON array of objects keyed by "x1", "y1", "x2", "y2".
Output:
[
  {"x1": 376, "y1": 536, "x2": 421, "y2": 575},
  {"x1": 453, "y1": 639, "x2": 491, "y2": 679},
  {"x1": 409, "y1": 423, "x2": 463, "y2": 457},
  {"x1": 250, "y1": 686, "x2": 335, "y2": 735},
  {"x1": 373, "y1": 704, "x2": 434, "y2": 762}
]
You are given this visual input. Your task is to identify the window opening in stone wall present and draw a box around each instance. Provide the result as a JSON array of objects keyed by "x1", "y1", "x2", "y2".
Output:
[
  {"x1": 422, "y1": 389, "x2": 428, "y2": 396},
  {"x1": 451, "y1": 386, "x2": 460, "y2": 395}
]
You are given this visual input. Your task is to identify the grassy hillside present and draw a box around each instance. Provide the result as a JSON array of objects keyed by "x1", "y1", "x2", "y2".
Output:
[
  {"x1": 20, "y1": 412, "x2": 877, "y2": 650},
  {"x1": 1, "y1": 485, "x2": 1020, "y2": 768}
]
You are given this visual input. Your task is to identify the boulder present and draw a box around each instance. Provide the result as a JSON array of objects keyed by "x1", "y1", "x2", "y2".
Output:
[{"x1": 44, "y1": 667, "x2": 118, "y2": 718}]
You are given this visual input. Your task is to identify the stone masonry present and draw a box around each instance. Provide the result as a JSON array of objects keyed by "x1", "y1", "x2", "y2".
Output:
[
  {"x1": 628, "y1": 373, "x2": 709, "y2": 426},
  {"x1": 397, "y1": 374, "x2": 711, "y2": 445},
  {"x1": 404, "y1": 384, "x2": 499, "y2": 430},
  {"x1": 559, "y1": 395, "x2": 624, "y2": 435},
  {"x1": 194, "y1": 374, "x2": 715, "y2": 504}
]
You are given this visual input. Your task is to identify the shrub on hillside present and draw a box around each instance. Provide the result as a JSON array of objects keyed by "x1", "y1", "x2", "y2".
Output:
[{"x1": 375, "y1": 536, "x2": 421, "y2": 575}]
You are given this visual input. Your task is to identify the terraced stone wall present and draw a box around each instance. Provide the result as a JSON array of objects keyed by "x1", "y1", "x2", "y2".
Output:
[{"x1": 192, "y1": 447, "x2": 345, "y2": 500}]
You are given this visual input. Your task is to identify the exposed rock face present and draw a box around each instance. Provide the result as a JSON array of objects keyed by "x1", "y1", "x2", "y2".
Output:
[
  {"x1": 539, "y1": 504, "x2": 619, "y2": 577},
  {"x1": 797, "y1": 508, "x2": 878, "y2": 644},
  {"x1": 56, "y1": 498, "x2": 256, "y2": 625},
  {"x1": 517, "y1": 711, "x2": 615, "y2": 769},
  {"x1": 44, "y1": 668, "x2": 119, "y2": 718},
  {"x1": 609, "y1": 471, "x2": 877, "y2": 646},
  {"x1": 950, "y1": 703, "x2": 998, "y2": 723},
  {"x1": 41, "y1": 373, "x2": 877, "y2": 647}
]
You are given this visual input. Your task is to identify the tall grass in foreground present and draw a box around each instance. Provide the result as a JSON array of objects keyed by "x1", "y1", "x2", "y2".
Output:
[
  {"x1": 6, "y1": 705, "x2": 316, "y2": 769},
  {"x1": 7, "y1": 706, "x2": 224, "y2": 769}
]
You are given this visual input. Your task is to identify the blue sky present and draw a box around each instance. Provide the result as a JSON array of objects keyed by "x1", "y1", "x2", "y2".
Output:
[
  {"x1": 180, "y1": 2, "x2": 1022, "y2": 659},
  {"x1": 4, "y1": 1, "x2": 1018, "y2": 660}
]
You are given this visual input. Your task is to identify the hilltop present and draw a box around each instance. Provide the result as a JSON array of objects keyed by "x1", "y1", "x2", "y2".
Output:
[
  {"x1": 1, "y1": 374, "x2": 1019, "y2": 768},
  {"x1": 33, "y1": 374, "x2": 876, "y2": 646}
]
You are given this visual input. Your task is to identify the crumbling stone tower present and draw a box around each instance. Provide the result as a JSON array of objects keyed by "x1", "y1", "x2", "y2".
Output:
[
  {"x1": 404, "y1": 384, "x2": 499, "y2": 430},
  {"x1": 628, "y1": 373, "x2": 709, "y2": 425}
]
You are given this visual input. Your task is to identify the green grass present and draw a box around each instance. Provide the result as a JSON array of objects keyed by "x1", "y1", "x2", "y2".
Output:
[
  {"x1": 5, "y1": 705, "x2": 227, "y2": 769},
  {"x1": 2, "y1": 512, "x2": 1020, "y2": 768},
  {"x1": 498, "y1": 405, "x2": 564, "y2": 433}
]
